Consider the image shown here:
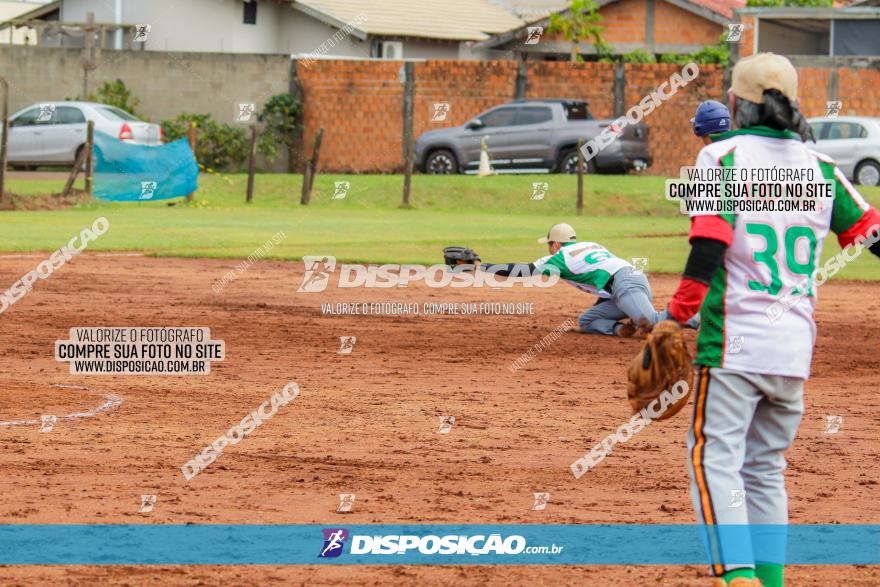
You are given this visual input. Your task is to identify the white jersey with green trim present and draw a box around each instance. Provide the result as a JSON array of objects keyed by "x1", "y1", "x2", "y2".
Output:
[
  {"x1": 692, "y1": 129, "x2": 871, "y2": 379},
  {"x1": 533, "y1": 241, "x2": 632, "y2": 298}
]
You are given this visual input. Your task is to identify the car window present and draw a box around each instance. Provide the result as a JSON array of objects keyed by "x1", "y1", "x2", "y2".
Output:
[
  {"x1": 827, "y1": 122, "x2": 867, "y2": 140},
  {"x1": 55, "y1": 106, "x2": 87, "y2": 124},
  {"x1": 11, "y1": 107, "x2": 40, "y2": 127},
  {"x1": 809, "y1": 122, "x2": 826, "y2": 140},
  {"x1": 97, "y1": 106, "x2": 139, "y2": 121},
  {"x1": 516, "y1": 107, "x2": 552, "y2": 125},
  {"x1": 480, "y1": 107, "x2": 517, "y2": 128},
  {"x1": 564, "y1": 102, "x2": 591, "y2": 120}
]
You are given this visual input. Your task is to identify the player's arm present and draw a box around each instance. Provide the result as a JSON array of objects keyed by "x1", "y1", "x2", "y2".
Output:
[
  {"x1": 666, "y1": 218, "x2": 732, "y2": 323},
  {"x1": 480, "y1": 262, "x2": 537, "y2": 276},
  {"x1": 824, "y1": 161, "x2": 880, "y2": 256},
  {"x1": 482, "y1": 253, "x2": 573, "y2": 278},
  {"x1": 665, "y1": 148, "x2": 733, "y2": 324}
]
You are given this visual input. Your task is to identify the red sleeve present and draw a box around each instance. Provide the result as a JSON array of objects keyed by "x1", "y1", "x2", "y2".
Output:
[
  {"x1": 665, "y1": 216, "x2": 733, "y2": 323},
  {"x1": 668, "y1": 278, "x2": 709, "y2": 324},
  {"x1": 689, "y1": 215, "x2": 734, "y2": 246},
  {"x1": 837, "y1": 208, "x2": 880, "y2": 249}
]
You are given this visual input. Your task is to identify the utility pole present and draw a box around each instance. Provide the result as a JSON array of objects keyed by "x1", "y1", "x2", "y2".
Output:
[{"x1": 82, "y1": 12, "x2": 97, "y2": 99}]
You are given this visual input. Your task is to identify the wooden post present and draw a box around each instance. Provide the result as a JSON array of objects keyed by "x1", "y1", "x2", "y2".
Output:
[
  {"x1": 307, "y1": 128, "x2": 322, "y2": 195},
  {"x1": 84, "y1": 120, "x2": 94, "y2": 196},
  {"x1": 0, "y1": 77, "x2": 8, "y2": 206},
  {"x1": 246, "y1": 125, "x2": 257, "y2": 204},
  {"x1": 576, "y1": 138, "x2": 585, "y2": 215},
  {"x1": 401, "y1": 62, "x2": 414, "y2": 207},
  {"x1": 62, "y1": 147, "x2": 88, "y2": 197},
  {"x1": 301, "y1": 166, "x2": 312, "y2": 205},
  {"x1": 82, "y1": 12, "x2": 96, "y2": 99},
  {"x1": 300, "y1": 128, "x2": 323, "y2": 205},
  {"x1": 186, "y1": 122, "x2": 196, "y2": 202}
]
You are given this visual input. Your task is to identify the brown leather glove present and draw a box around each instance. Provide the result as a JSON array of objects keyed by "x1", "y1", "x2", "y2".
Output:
[{"x1": 626, "y1": 320, "x2": 694, "y2": 421}]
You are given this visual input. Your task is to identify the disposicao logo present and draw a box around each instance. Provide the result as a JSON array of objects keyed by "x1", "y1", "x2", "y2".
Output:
[
  {"x1": 297, "y1": 256, "x2": 558, "y2": 291},
  {"x1": 319, "y1": 528, "x2": 349, "y2": 558}
]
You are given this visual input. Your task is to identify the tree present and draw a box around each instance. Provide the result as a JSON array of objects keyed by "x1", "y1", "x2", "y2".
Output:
[
  {"x1": 256, "y1": 93, "x2": 302, "y2": 173},
  {"x1": 90, "y1": 79, "x2": 140, "y2": 117},
  {"x1": 547, "y1": 0, "x2": 611, "y2": 63}
]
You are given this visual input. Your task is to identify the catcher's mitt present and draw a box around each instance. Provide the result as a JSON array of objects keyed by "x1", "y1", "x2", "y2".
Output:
[
  {"x1": 626, "y1": 320, "x2": 694, "y2": 421},
  {"x1": 443, "y1": 246, "x2": 481, "y2": 270}
]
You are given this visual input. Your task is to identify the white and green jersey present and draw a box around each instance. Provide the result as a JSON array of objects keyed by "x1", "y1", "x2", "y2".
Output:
[
  {"x1": 693, "y1": 127, "x2": 872, "y2": 379},
  {"x1": 534, "y1": 241, "x2": 632, "y2": 298}
]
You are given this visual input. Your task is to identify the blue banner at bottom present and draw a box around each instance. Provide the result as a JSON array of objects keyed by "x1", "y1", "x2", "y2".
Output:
[{"x1": 0, "y1": 524, "x2": 877, "y2": 565}]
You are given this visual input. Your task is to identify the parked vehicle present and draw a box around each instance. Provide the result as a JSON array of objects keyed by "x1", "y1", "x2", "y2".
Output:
[
  {"x1": 808, "y1": 116, "x2": 880, "y2": 187},
  {"x1": 415, "y1": 99, "x2": 651, "y2": 175},
  {"x1": 5, "y1": 101, "x2": 162, "y2": 168}
]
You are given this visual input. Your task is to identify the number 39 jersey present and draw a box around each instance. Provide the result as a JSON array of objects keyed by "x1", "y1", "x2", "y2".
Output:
[{"x1": 692, "y1": 128, "x2": 872, "y2": 379}]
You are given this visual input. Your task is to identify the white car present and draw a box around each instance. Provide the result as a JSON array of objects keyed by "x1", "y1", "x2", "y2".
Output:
[
  {"x1": 5, "y1": 101, "x2": 162, "y2": 168},
  {"x1": 808, "y1": 116, "x2": 880, "y2": 187}
]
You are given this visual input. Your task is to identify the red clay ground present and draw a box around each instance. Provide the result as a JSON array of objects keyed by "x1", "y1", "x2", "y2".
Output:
[{"x1": 0, "y1": 254, "x2": 877, "y2": 586}]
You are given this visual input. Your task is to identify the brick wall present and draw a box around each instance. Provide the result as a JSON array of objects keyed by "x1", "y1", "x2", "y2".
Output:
[
  {"x1": 738, "y1": 15, "x2": 757, "y2": 58},
  {"x1": 654, "y1": 2, "x2": 722, "y2": 47},
  {"x1": 297, "y1": 60, "x2": 406, "y2": 174},
  {"x1": 602, "y1": 0, "x2": 648, "y2": 44},
  {"x1": 525, "y1": 62, "x2": 617, "y2": 119},
  {"x1": 623, "y1": 63, "x2": 725, "y2": 175},
  {"x1": 298, "y1": 59, "x2": 724, "y2": 176},
  {"x1": 299, "y1": 59, "x2": 880, "y2": 177}
]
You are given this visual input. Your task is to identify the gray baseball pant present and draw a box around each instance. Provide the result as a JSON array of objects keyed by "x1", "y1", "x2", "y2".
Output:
[
  {"x1": 688, "y1": 365, "x2": 804, "y2": 575},
  {"x1": 578, "y1": 267, "x2": 660, "y2": 335}
]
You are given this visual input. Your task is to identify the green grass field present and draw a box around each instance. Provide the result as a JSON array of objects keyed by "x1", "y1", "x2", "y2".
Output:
[{"x1": 4, "y1": 173, "x2": 880, "y2": 279}]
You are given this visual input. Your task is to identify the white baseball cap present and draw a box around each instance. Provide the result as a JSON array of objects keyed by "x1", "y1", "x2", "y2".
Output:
[
  {"x1": 731, "y1": 52, "x2": 798, "y2": 104},
  {"x1": 538, "y1": 223, "x2": 577, "y2": 244}
]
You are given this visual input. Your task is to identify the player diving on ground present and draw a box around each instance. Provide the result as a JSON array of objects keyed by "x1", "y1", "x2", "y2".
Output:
[{"x1": 443, "y1": 222, "x2": 700, "y2": 336}]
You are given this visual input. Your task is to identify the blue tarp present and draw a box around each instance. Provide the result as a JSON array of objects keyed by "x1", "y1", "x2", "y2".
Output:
[{"x1": 93, "y1": 131, "x2": 199, "y2": 202}]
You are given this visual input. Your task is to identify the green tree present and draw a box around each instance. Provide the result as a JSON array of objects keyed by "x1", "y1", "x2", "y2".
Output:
[
  {"x1": 89, "y1": 79, "x2": 140, "y2": 116},
  {"x1": 256, "y1": 93, "x2": 302, "y2": 173},
  {"x1": 161, "y1": 113, "x2": 248, "y2": 172},
  {"x1": 548, "y1": 0, "x2": 611, "y2": 63},
  {"x1": 621, "y1": 49, "x2": 656, "y2": 64}
]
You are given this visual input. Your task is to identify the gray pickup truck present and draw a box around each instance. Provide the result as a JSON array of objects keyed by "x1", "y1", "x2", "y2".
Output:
[{"x1": 415, "y1": 99, "x2": 651, "y2": 174}]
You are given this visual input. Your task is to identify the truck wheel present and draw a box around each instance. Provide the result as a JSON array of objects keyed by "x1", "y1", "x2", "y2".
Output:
[
  {"x1": 558, "y1": 148, "x2": 596, "y2": 174},
  {"x1": 424, "y1": 149, "x2": 458, "y2": 174},
  {"x1": 855, "y1": 160, "x2": 880, "y2": 187}
]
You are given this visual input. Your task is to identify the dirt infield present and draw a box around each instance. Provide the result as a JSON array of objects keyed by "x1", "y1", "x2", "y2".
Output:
[{"x1": 0, "y1": 254, "x2": 878, "y2": 586}]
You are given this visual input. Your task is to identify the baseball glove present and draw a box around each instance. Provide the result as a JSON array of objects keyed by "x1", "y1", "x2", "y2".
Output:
[
  {"x1": 443, "y1": 246, "x2": 481, "y2": 270},
  {"x1": 626, "y1": 320, "x2": 694, "y2": 421}
]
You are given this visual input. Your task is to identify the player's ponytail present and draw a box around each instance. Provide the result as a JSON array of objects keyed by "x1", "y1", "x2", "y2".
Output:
[{"x1": 734, "y1": 89, "x2": 815, "y2": 143}]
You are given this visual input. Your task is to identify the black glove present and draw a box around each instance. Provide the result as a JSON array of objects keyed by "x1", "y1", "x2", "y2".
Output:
[{"x1": 443, "y1": 246, "x2": 481, "y2": 269}]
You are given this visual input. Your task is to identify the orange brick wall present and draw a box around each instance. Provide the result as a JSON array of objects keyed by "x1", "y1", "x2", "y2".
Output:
[
  {"x1": 654, "y1": 2, "x2": 723, "y2": 46},
  {"x1": 414, "y1": 61, "x2": 519, "y2": 147},
  {"x1": 738, "y1": 15, "x2": 757, "y2": 58},
  {"x1": 298, "y1": 59, "x2": 880, "y2": 177},
  {"x1": 298, "y1": 60, "x2": 407, "y2": 174},
  {"x1": 601, "y1": 0, "x2": 648, "y2": 44},
  {"x1": 525, "y1": 61, "x2": 617, "y2": 119},
  {"x1": 624, "y1": 63, "x2": 726, "y2": 175}
]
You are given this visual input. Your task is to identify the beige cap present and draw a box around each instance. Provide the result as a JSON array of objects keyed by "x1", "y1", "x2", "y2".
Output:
[
  {"x1": 730, "y1": 52, "x2": 798, "y2": 104},
  {"x1": 538, "y1": 223, "x2": 577, "y2": 244}
]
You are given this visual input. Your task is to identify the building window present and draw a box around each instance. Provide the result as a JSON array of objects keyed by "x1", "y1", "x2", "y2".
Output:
[{"x1": 243, "y1": 1, "x2": 257, "y2": 25}]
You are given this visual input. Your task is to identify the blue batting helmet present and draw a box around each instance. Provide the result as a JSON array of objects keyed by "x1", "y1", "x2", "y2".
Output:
[{"x1": 691, "y1": 100, "x2": 730, "y2": 136}]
